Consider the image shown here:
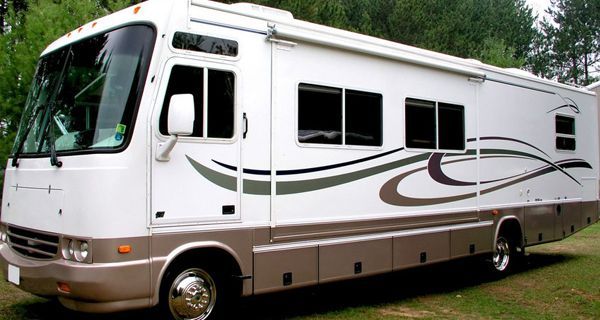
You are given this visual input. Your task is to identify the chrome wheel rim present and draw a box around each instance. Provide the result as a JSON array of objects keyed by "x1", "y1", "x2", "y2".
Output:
[
  {"x1": 169, "y1": 268, "x2": 217, "y2": 320},
  {"x1": 493, "y1": 237, "x2": 510, "y2": 272}
]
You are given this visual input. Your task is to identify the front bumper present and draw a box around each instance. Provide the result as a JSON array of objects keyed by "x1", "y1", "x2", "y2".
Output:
[{"x1": 0, "y1": 243, "x2": 151, "y2": 313}]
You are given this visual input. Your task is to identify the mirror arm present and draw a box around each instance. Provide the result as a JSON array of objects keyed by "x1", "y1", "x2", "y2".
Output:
[{"x1": 155, "y1": 135, "x2": 179, "y2": 162}]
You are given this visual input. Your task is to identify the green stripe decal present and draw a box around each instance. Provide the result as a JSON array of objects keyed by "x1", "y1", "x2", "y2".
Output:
[
  {"x1": 276, "y1": 153, "x2": 431, "y2": 195},
  {"x1": 186, "y1": 155, "x2": 238, "y2": 192},
  {"x1": 186, "y1": 153, "x2": 431, "y2": 195}
]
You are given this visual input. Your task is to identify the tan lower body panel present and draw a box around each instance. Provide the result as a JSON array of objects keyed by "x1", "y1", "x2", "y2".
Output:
[
  {"x1": 0, "y1": 201, "x2": 595, "y2": 313},
  {"x1": 253, "y1": 221, "x2": 494, "y2": 294},
  {"x1": 319, "y1": 238, "x2": 393, "y2": 283},
  {"x1": 393, "y1": 230, "x2": 450, "y2": 270},
  {"x1": 252, "y1": 200, "x2": 597, "y2": 295},
  {"x1": 253, "y1": 246, "x2": 318, "y2": 294},
  {"x1": 0, "y1": 243, "x2": 151, "y2": 313}
]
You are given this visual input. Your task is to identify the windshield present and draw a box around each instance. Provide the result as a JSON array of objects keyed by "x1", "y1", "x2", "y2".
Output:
[{"x1": 12, "y1": 25, "x2": 155, "y2": 156}]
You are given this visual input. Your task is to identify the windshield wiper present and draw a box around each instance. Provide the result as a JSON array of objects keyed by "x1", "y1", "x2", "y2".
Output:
[
  {"x1": 45, "y1": 101, "x2": 62, "y2": 168},
  {"x1": 11, "y1": 105, "x2": 43, "y2": 167},
  {"x1": 40, "y1": 48, "x2": 72, "y2": 168}
]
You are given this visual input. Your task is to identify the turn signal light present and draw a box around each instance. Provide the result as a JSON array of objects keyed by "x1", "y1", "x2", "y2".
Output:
[
  {"x1": 118, "y1": 245, "x2": 131, "y2": 254},
  {"x1": 133, "y1": 6, "x2": 141, "y2": 14},
  {"x1": 57, "y1": 282, "x2": 71, "y2": 293}
]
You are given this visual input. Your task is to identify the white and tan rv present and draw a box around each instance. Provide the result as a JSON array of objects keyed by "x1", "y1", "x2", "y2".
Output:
[{"x1": 0, "y1": 1, "x2": 598, "y2": 319}]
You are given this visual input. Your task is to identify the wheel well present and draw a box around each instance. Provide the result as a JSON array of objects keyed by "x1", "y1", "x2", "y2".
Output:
[
  {"x1": 159, "y1": 247, "x2": 243, "y2": 299},
  {"x1": 498, "y1": 219, "x2": 523, "y2": 249}
]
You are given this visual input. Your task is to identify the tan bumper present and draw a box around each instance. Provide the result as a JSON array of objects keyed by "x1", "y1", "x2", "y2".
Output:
[{"x1": 0, "y1": 243, "x2": 151, "y2": 313}]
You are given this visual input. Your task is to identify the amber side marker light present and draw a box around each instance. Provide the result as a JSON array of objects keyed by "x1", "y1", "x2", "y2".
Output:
[
  {"x1": 492, "y1": 209, "x2": 500, "y2": 216},
  {"x1": 57, "y1": 282, "x2": 71, "y2": 293},
  {"x1": 118, "y1": 245, "x2": 132, "y2": 254},
  {"x1": 133, "y1": 6, "x2": 141, "y2": 14}
]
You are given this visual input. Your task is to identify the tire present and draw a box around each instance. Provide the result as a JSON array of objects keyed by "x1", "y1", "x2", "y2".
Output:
[
  {"x1": 160, "y1": 263, "x2": 227, "y2": 320},
  {"x1": 492, "y1": 236, "x2": 512, "y2": 273}
]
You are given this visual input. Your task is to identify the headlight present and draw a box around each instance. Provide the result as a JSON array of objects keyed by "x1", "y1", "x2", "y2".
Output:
[
  {"x1": 61, "y1": 237, "x2": 92, "y2": 263},
  {"x1": 0, "y1": 224, "x2": 6, "y2": 243},
  {"x1": 68, "y1": 240, "x2": 75, "y2": 257},
  {"x1": 78, "y1": 241, "x2": 89, "y2": 261}
]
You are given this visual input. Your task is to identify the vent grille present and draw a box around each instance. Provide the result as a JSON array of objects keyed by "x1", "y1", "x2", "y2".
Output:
[{"x1": 7, "y1": 226, "x2": 59, "y2": 259}]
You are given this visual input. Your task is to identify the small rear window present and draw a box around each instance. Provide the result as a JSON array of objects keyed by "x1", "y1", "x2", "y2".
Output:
[{"x1": 172, "y1": 32, "x2": 238, "y2": 57}]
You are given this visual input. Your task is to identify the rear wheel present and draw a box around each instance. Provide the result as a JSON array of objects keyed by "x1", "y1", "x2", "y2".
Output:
[{"x1": 492, "y1": 236, "x2": 511, "y2": 272}]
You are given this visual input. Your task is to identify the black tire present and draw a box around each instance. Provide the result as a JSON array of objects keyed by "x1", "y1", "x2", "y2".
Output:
[
  {"x1": 491, "y1": 236, "x2": 512, "y2": 272},
  {"x1": 160, "y1": 261, "x2": 230, "y2": 320},
  {"x1": 490, "y1": 234, "x2": 523, "y2": 275}
]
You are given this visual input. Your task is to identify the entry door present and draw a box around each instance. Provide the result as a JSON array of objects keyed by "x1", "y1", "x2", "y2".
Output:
[{"x1": 151, "y1": 58, "x2": 241, "y2": 225}]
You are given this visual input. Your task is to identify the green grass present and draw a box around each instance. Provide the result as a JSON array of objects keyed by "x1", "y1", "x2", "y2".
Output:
[{"x1": 1, "y1": 223, "x2": 599, "y2": 319}]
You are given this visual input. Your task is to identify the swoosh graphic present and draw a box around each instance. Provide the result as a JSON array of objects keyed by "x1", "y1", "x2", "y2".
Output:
[
  {"x1": 212, "y1": 147, "x2": 405, "y2": 176},
  {"x1": 188, "y1": 152, "x2": 431, "y2": 195},
  {"x1": 214, "y1": 137, "x2": 546, "y2": 176},
  {"x1": 380, "y1": 156, "x2": 591, "y2": 207},
  {"x1": 546, "y1": 100, "x2": 581, "y2": 114}
]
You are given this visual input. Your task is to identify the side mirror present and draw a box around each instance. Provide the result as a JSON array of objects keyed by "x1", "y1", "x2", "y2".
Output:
[
  {"x1": 156, "y1": 94, "x2": 195, "y2": 162},
  {"x1": 167, "y1": 94, "x2": 195, "y2": 136}
]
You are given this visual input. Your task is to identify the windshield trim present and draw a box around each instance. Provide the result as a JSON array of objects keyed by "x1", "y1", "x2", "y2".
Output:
[{"x1": 10, "y1": 23, "x2": 157, "y2": 160}]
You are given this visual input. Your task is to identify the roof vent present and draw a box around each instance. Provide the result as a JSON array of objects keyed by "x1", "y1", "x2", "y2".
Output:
[{"x1": 231, "y1": 3, "x2": 294, "y2": 20}]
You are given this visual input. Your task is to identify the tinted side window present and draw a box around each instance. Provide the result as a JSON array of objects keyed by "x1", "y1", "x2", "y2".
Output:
[
  {"x1": 173, "y1": 32, "x2": 238, "y2": 57},
  {"x1": 207, "y1": 70, "x2": 235, "y2": 138},
  {"x1": 159, "y1": 65, "x2": 204, "y2": 137},
  {"x1": 346, "y1": 90, "x2": 382, "y2": 146},
  {"x1": 556, "y1": 115, "x2": 575, "y2": 151},
  {"x1": 438, "y1": 103, "x2": 464, "y2": 150},
  {"x1": 298, "y1": 84, "x2": 342, "y2": 144},
  {"x1": 405, "y1": 98, "x2": 436, "y2": 149}
]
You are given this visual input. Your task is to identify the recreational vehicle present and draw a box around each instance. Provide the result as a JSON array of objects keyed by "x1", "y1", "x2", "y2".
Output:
[{"x1": 0, "y1": 1, "x2": 598, "y2": 319}]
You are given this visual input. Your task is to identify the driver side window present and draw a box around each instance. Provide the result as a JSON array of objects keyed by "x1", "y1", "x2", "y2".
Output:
[{"x1": 159, "y1": 65, "x2": 235, "y2": 139}]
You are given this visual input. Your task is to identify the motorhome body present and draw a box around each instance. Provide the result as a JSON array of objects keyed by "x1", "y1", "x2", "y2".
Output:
[{"x1": 0, "y1": 0, "x2": 598, "y2": 319}]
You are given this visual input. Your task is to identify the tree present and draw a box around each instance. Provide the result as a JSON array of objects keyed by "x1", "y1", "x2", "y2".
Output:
[
  {"x1": 0, "y1": 0, "x2": 136, "y2": 186},
  {"x1": 237, "y1": 0, "x2": 537, "y2": 68},
  {"x1": 531, "y1": 0, "x2": 600, "y2": 85}
]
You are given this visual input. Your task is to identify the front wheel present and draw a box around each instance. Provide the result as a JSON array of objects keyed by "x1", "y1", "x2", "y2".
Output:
[{"x1": 162, "y1": 266, "x2": 221, "y2": 320}]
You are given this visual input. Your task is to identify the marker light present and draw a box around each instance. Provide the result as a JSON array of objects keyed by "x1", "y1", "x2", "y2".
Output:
[
  {"x1": 118, "y1": 245, "x2": 131, "y2": 254},
  {"x1": 133, "y1": 6, "x2": 141, "y2": 14},
  {"x1": 57, "y1": 282, "x2": 71, "y2": 293}
]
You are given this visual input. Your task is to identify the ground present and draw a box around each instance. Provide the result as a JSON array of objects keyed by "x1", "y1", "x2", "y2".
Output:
[{"x1": 1, "y1": 223, "x2": 598, "y2": 320}]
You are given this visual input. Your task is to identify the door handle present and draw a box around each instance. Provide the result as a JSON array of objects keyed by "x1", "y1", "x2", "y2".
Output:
[{"x1": 243, "y1": 112, "x2": 248, "y2": 139}]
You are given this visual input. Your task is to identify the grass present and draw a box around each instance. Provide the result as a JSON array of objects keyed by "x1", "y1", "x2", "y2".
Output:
[{"x1": 1, "y1": 223, "x2": 599, "y2": 320}]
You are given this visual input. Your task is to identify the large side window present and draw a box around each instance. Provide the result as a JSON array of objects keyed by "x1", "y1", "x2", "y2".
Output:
[
  {"x1": 438, "y1": 102, "x2": 465, "y2": 150},
  {"x1": 405, "y1": 98, "x2": 464, "y2": 151},
  {"x1": 405, "y1": 98, "x2": 436, "y2": 149},
  {"x1": 159, "y1": 65, "x2": 235, "y2": 139},
  {"x1": 555, "y1": 115, "x2": 575, "y2": 151},
  {"x1": 298, "y1": 84, "x2": 343, "y2": 145},
  {"x1": 346, "y1": 90, "x2": 383, "y2": 146},
  {"x1": 298, "y1": 83, "x2": 382, "y2": 147}
]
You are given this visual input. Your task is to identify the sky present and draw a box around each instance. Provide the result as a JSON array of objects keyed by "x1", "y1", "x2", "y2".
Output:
[{"x1": 526, "y1": 0, "x2": 552, "y2": 21}]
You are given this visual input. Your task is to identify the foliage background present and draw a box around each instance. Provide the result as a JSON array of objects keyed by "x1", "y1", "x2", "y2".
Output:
[{"x1": 0, "y1": 0, "x2": 598, "y2": 190}]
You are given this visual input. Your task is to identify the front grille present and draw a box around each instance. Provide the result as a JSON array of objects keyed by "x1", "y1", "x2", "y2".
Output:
[{"x1": 7, "y1": 226, "x2": 59, "y2": 259}]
